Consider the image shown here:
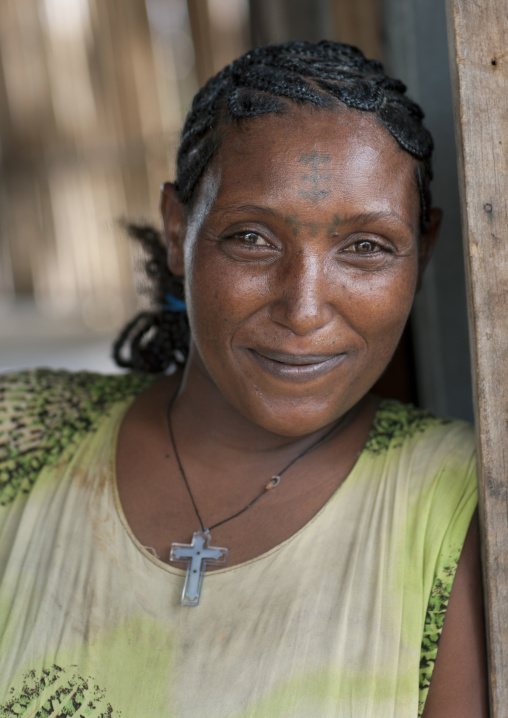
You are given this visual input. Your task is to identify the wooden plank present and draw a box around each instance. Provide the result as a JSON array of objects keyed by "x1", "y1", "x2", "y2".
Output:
[
  {"x1": 249, "y1": 0, "x2": 331, "y2": 46},
  {"x1": 330, "y1": 0, "x2": 383, "y2": 61},
  {"x1": 186, "y1": 0, "x2": 215, "y2": 87},
  {"x1": 188, "y1": 0, "x2": 250, "y2": 86},
  {"x1": 446, "y1": 1, "x2": 508, "y2": 714}
]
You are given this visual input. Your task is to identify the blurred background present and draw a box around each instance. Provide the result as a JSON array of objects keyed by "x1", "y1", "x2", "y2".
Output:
[{"x1": 0, "y1": 0, "x2": 473, "y2": 420}]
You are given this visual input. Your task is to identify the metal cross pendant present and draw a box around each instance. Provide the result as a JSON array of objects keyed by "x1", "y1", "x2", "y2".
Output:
[{"x1": 170, "y1": 531, "x2": 228, "y2": 606}]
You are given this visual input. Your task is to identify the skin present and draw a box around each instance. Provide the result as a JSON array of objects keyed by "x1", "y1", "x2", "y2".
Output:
[
  {"x1": 171, "y1": 109, "x2": 436, "y2": 439},
  {"x1": 116, "y1": 105, "x2": 487, "y2": 716}
]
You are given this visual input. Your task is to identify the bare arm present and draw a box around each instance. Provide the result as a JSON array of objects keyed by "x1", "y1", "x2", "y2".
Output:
[{"x1": 422, "y1": 510, "x2": 489, "y2": 717}]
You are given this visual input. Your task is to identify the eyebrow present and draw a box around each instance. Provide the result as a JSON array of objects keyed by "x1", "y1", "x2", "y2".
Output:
[
  {"x1": 212, "y1": 203, "x2": 280, "y2": 217},
  {"x1": 212, "y1": 204, "x2": 414, "y2": 232},
  {"x1": 341, "y1": 211, "x2": 414, "y2": 232}
]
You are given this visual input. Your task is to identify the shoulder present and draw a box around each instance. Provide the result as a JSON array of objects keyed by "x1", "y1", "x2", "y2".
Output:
[
  {"x1": 366, "y1": 403, "x2": 481, "y2": 714},
  {"x1": 366, "y1": 400, "x2": 476, "y2": 494},
  {"x1": 365, "y1": 399, "x2": 474, "y2": 457},
  {"x1": 0, "y1": 368, "x2": 155, "y2": 506},
  {"x1": 365, "y1": 399, "x2": 477, "y2": 561}
]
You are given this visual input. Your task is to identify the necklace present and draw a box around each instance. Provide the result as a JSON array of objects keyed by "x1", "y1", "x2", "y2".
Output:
[{"x1": 167, "y1": 392, "x2": 344, "y2": 606}]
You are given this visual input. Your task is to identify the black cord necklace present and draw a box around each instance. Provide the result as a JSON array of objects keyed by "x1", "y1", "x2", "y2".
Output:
[{"x1": 166, "y1": 390, "x2": 344, "y2": 606}]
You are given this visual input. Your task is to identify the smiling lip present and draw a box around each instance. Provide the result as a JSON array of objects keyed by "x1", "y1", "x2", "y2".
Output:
[{"x1": 247, "y1": 348, "x2": 345, "y2": 382}]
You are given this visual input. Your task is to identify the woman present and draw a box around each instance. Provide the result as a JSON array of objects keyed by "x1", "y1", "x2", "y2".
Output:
[{"x1": 0, "y1": 41, "x2": 487, "y2": 717}]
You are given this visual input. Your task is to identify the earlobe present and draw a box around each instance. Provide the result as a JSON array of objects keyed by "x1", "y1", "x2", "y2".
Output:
[
  {"x1": 417, "y1": 207, "x2": 442, "y2": 290},
  {"x1": 160, "y1": 182, "x2": 187, "y2": 276}
]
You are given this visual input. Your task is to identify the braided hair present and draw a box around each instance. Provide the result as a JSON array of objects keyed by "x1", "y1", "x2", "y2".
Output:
[{"x1": 113, "y1": 40, "x2": 434, "y2": 373}]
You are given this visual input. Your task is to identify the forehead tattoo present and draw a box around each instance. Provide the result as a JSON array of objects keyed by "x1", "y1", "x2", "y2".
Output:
[
  {"x1": 299, "y1": 151, "x2": 332, "y2": 204},
  {"x1": 285, "y1": 213, "x2": 345, "y2": 238}
]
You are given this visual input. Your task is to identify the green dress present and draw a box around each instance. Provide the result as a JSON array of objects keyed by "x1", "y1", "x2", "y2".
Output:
[{"x1": 0, "y1": 370, "x2": 477, "y2": 717}]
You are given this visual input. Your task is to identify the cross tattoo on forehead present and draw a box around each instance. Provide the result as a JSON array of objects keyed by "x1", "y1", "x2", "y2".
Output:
[{"x1": 299, "y1": 150, "x2": 332, "y2": 204}]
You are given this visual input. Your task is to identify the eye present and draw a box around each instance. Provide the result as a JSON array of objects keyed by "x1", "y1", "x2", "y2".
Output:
[
  {"x1": 348, "y1": 239, "x2": 384, "y2": 253},
  {"x1": 338, "y1": 235, "x2": 395, "y2": 270},
  {"x1": 234, "y1": 231, "x2": 271, "y2": 246}
]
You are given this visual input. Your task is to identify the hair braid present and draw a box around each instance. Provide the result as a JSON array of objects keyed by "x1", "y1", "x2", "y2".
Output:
[
  {"x1": 112, "y1": 223, "x2": 188, "y2": 373},
  {"x1": 114, "y1": 40, "x2": 434, "y2": 373}
]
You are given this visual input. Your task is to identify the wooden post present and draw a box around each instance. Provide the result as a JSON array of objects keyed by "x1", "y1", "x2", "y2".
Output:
[
  {"x1": 446, "y1": 1, "x2": 508, "y2": 714},
  {"x1": 330, "y1": 0, "x2": 383, "y2": 61},
  {"x1": 186, "y1": 0, "x2": 215, "y2": 87}
]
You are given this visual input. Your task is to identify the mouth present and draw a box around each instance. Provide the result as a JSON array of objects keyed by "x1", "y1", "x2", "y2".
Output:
[{"x1": 246, "y1": 348, "x2": 346, "y2": 382}]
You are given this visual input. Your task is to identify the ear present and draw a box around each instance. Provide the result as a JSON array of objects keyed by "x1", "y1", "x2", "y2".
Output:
[
  {"x1": 417, "y1": 207, "x2": 442, "y2": 290},
  {"x1": 160, "y1": 182, "x2": 186, "y2": 276}
]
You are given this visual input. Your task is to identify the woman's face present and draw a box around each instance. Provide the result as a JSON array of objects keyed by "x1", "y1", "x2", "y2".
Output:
[{"x1": 165, "y1": 106, "x2": 437, "y2": 436}]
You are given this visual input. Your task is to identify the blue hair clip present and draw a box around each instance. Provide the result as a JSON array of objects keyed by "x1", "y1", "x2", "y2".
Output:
[{"x1": 164, "y1": 294, "x2": 187, "y2": 312}]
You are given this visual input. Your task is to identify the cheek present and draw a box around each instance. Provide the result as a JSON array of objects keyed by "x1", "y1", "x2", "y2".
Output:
[
  {"x1": 184, "y1": 248, "x2": 269, "y2": 349},
  {"x1": 340, "y1": 264, "x2": 418, "y2": 346}
]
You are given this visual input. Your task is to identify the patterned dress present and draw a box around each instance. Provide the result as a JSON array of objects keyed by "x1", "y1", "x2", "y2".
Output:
[{"x1": 0, "y1": 370, "x2": 477, "y2": 717}]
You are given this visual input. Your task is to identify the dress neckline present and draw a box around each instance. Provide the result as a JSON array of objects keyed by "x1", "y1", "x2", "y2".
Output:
[{"x1": 110, "y1": 395, "x2": 377, "y2": 578}]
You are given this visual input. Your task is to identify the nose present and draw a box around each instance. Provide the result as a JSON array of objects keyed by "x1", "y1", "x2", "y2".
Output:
[{"x1": 269, "y1": 251, "x2": 333, "y2": 335}]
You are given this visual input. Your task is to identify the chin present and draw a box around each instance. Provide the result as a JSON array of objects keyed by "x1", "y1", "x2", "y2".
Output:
[{"x1": 235, "y1": 391, "x2": 357, "y2": 438}]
